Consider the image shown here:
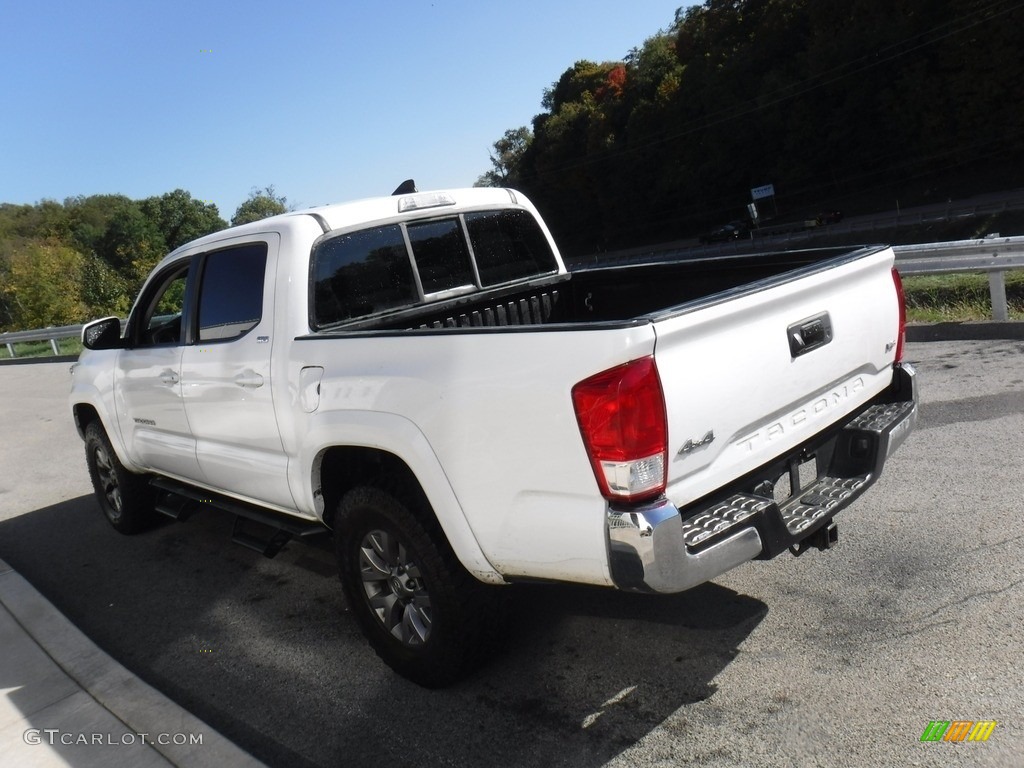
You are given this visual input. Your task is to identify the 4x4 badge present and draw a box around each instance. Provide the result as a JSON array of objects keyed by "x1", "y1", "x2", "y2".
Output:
[{"x1": 678, "y1": 430, "x2": 715, "y2": 456}]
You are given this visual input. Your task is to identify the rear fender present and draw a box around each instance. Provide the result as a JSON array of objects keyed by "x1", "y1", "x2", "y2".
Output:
[{"x1": 295, "y1": 409, "x2": 503, "y2": 584}]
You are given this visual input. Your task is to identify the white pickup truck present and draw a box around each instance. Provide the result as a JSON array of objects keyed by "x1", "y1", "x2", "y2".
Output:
[{"x1": 70, "y1": 185, "x2": 916, "y2": 686}]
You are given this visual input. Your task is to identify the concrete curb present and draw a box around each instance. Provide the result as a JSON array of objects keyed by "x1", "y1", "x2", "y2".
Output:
[
  {"x1": 906, "y1": 321, "x2": 1024, "y2": 342},
  {"x1": 0, "y1": 557, "x2": 265, "y2": 768}
]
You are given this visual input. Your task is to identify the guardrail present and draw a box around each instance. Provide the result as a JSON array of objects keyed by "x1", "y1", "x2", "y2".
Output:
[
  {"x1": 1, "y1": 323, "x2": 87, "y2": 359},
  {"x1": 2, "y1": 235, "x2": 1022, "y2": 359},
  {"x1": 893, "y1": 235, "x2": 1024, "y2": 322}
]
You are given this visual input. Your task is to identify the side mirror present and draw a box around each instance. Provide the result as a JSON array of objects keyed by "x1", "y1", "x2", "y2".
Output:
[{"x1": 82, "y1": 317, "x2": 123, "y2": 350}]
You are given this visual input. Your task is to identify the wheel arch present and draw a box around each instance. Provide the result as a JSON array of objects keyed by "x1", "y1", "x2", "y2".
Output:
[
  {"x1": 317, "y1": 447, "x2": 421, "y2": 528},
  {"x1": 72, "y1": 402, "x2": 101, "y2": 439},
  {"x1": 311, "y1": 443, "x2": 503, "y2": 584},
  {"x1": 71, "y1": 401, "x2": 139, "y2": 471}
]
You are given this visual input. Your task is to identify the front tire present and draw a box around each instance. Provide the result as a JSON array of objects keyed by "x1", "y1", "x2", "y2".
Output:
[
  {"x1": 335, "y1": 486, "x2": 499, "y2": 688},
  {"x1": 84, "y1": 421, "x2": 156, "y2": 534}
]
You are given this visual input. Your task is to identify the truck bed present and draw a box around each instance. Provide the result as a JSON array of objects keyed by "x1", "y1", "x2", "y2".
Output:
[{"x1": 313, "y1": 246, "x2": 882, "y2": 334}]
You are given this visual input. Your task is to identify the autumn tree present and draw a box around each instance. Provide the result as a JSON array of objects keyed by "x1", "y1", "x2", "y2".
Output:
[{"x1": 484, "y1": 0, "x2": 1024, "y2": 255}]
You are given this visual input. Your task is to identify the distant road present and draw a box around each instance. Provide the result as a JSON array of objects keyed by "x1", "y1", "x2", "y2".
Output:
[
  {"x1": 572, "y1": 187, "x2": 1024, "y2": 266},
  {"x1": 1, "y1": 342, "x2": 1022, "y2": 768}
]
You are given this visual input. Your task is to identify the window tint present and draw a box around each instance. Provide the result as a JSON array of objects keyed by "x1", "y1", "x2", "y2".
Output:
[
  {"x1": 407, "y1": 218, "x2": 475, "y2": 295},
  {"x1": 138, "y1": 266, "x2": 189, "y2": 346},
  {"x1": 197, "y1": 243, "x2": 268, "y2": 341},
  {"x1": 465, "y1": 210, "x2": 558, "y2": 286},
  {"x1": 311, "y1": 225, "x2": 417, "y2": 327}
]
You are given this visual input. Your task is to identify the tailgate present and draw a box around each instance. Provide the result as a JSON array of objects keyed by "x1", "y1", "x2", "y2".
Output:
[{"x1": 652, "y1": 246, "x2": 901, "y2": 508}]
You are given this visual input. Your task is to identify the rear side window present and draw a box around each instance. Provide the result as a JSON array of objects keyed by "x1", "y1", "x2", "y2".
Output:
[
  {"x1": 197, "y1": 243, "x2": 268, "y2": 341},
  {"x1": 312, "y1": 225, "x2": 417, "y2": 328},
  {"x1": 465, "y1": 209, "x2": 557, "y2": 286}
]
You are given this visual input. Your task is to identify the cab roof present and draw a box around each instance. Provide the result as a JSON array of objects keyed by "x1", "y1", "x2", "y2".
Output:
[{"x1": 167, "y1": 187, "x2": 526, "y2": 259}]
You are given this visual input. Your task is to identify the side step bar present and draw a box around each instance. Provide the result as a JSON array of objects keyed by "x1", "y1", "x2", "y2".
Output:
[{"x1": 150, "y1": 477, "x2": 327, "y2": 558}]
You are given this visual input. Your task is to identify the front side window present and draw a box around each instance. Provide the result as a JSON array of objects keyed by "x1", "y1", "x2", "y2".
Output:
[
  {"x1": 197, "y1": 243, "x2": 268, "y2": 341},
  {"x1": 136, "y1": 265, "x2": 189, "y2": 346},
  {"x1": 311, "y1": 225, "x2": 417, "y2": 328}
]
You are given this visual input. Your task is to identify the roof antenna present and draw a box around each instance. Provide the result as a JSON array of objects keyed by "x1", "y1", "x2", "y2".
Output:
[{"x1": 392, "y1": 179, "x2": 417, "y2": 195}]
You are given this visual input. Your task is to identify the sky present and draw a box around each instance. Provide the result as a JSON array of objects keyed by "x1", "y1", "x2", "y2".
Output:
[{"x1": 1, "y1": 0, "x2": 686, "y2": 219}]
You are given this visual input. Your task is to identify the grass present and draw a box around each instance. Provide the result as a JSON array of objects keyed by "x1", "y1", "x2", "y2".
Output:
[
  {"x1": 902, "y1": 271, "x2": 1024, "y2": 322},
  {"x1": 0, "y1": 337, "x2": 83, "y2": 361}
]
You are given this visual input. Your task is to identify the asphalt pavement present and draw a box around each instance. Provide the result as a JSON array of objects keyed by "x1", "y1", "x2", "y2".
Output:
[{"x1": 0, "y1": 556, "x2": 264, "y2": 767}]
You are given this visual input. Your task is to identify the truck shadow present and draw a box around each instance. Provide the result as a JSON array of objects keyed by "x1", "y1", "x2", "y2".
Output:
[{"x1": 0, "y1": 497, "x2": 767, "y2": 768}]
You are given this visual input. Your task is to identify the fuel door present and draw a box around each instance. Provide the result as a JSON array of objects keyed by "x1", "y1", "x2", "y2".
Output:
[{"x1": 300, "y1": 366, "x2": 324, "y2": 412}]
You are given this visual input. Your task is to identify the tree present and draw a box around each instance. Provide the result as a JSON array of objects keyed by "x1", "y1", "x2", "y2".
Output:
[
  {"x1": 231, "y1": 186, "x2": 289, "y2": 226},
  {"x1": 0, "y1": 200, "x2": 71, "y2": 243},
  {"x1": 0, "y1": 241, "x2": 86, "y2": 330},
  {"x1": 63, "y1": 194, "x2": 134, "y2": 256},
  {"x1": 475, "y1": 128, "x2": 532, "y2": 187},
  {"x1": 139, "y1": 189, "x2": 226, "y2": 251},
  {"x1": 80, "y1": 252, "x2": 131, "y2": 318},
  {"x1": 96, "y1": 203, "x2": 167, "y2": 294},
  {"x1": 479, "y1": 0, "x2": 1024, "y2": 255}
]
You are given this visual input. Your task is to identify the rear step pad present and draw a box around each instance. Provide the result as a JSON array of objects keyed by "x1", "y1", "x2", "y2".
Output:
[
  {"x1": 679, "y1": 399, "x2": 914, "y2": 551},
  {"x1": 150, "y1": 477, "x2": 326, "y2": 558}
]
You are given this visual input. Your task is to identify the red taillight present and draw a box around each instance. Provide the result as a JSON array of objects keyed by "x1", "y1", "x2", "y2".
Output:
[
  {"x1": 571, "y1": 357, "x2": 667, "y2": 503},
  {"x1": 892, "y1": 267, "x2": 906, "y2": 363}
]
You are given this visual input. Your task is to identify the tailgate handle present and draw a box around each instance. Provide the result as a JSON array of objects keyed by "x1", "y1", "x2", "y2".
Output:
[{"x1": 788, "y1": 312, "x2": 833, "y2": 358}]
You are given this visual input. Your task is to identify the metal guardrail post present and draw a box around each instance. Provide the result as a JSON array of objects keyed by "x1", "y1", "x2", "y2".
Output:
[
  {"x1": 989, "y1": 272, "x2": 1009, "y2": 322},
  {"x1": 5, "y1": 343, "x2": 14, "y2": 358}
]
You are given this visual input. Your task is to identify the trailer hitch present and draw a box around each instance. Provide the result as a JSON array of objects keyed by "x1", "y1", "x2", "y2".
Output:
[{"x1": 789, "y1": 520, "x2": 839, "y2": 557}]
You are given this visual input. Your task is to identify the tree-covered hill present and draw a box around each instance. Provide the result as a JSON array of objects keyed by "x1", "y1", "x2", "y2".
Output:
[
  {"x1": 0, "y1": 188, "x2": 288, "y2": 331},
  {"x1": 480, "y1": 0, "x2": 1024, "y2": 255}
]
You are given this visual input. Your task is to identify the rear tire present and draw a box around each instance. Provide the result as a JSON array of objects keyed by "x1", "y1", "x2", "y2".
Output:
[
  {"x1": 334, "y1": 485, "x2": 501, "y2": 688},
  {"x1": 84, "y1": 421, "x2": 156, "y2": 534}
]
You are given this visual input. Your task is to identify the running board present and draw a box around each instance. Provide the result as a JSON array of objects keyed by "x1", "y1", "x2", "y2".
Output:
[{"x1": 149, "y1": 477, "x2": 327, "y2": 558}]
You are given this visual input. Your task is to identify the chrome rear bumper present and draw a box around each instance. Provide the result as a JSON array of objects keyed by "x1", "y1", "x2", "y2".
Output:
[{"x1": 607, "y1": 363, "x2": 917, "y2": 593}]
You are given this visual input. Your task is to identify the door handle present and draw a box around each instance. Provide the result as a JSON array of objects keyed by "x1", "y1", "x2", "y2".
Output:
[
  {"x1": 788, "y1": 312, "x2": 833, "y2": 358},
  {"x1": 234, "y1": 370, "x2": 265, "y2": 389},
  {"x1": 159, "y1": 369, "x2": 179, "y2": 385}
]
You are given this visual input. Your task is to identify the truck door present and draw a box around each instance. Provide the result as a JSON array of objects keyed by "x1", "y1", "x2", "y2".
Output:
[
  {"x1": 179, "y1": 235, "x2": 294, "y2": 510},
  {"x1": 115, "y1": 261, "x2": 203, "y2": 479}
]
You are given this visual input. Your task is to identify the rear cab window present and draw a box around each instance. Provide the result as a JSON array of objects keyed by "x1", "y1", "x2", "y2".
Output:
[{"x1": 310, "y1": 208, "x2": 558, "y2": 329}]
